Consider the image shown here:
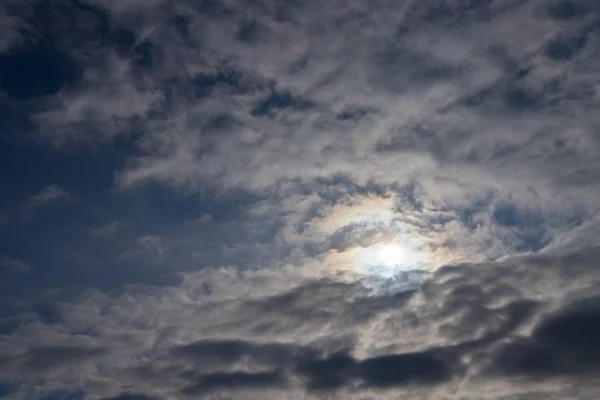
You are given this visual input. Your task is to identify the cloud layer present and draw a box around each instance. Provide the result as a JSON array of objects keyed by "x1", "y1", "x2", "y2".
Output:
[
  {"x1": 2, "y1": 0, "x2": 600, "y2": 399},
  {"x1": 3, "y1": 247, "x2": 600, "y2": 399}
]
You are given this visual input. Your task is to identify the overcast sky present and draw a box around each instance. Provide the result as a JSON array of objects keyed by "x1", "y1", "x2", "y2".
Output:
[{"x1": 2, "y1": 0, "x2": 600, "y2": 399}]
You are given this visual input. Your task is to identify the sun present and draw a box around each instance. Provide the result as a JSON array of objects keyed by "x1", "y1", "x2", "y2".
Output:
[
  {"x1": 353, "y1": 238, "x2": 428, "y2": 294},
  {"x1": 359, "y1": 242, "x2": 413, "y2": 272},
  {"x1": 377, "y1": 244, "x2": 407, "y2": 267}
]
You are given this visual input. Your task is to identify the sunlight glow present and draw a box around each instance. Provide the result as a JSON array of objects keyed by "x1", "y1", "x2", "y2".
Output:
[
  {"x1": 353, "y1": 240, "x2": 428, "y2": 294},
  {"x1": 377, "y1": 244, "x2": 407, "y2": 267},
  {"x1": 359, "y1": 242, "x2": 422, "y2": 278}
]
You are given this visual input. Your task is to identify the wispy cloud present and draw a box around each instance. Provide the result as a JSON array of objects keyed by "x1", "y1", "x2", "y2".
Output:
[
  {"x1": 26, "y1": 185, "x2": 71, "y2": 208},
  {"x1": 0, "y1": 255, "x2": 30, "y2": 273},
  {"x1": 91, "y1": 221, "x2": 122, "y2": 238}
]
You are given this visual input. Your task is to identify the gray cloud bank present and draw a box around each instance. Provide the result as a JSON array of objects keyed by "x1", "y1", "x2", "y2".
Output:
[{"x1": 2, "y1": 246, "x2": 600, "y2": 399}]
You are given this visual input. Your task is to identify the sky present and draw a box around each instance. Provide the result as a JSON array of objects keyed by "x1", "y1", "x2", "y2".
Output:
[{"x1": 2, "y1": 0, "x2": 600, "y2": 399}]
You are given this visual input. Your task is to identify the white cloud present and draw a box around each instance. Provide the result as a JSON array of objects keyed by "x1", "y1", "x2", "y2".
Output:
[
  {"x1": 33, "y1": 54, "x2": 160, "y2": 146},
  {"x1": 0, "y1": 255, "x2": 30, "y2": 273},
  {"x1": 12, "y1": 0, "x2": 598, "y2": 226},
  {"x1": 74, "y1": 0, "x2": 595, "y2": 225},
  {"x1": 91, "y1": 221, "x2": 122, "y2": 238},
  {"x1": 27, "y1": 185, "x2": 70, "y2": 208}
]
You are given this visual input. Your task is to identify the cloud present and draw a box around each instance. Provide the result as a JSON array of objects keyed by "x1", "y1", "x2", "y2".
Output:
[
  {"x1": 26, "y1": 185, "x2": 70, "y2": 208},
  {"x1": 4, "y1": 0, "x2": 589, "y2": 266},
  {"x1": 182, "y1": 370, "x2": 285, "y2": 395},
  {"x1": 2, "y1": 0, "x2": 600, "y2": 399},
  {"x1": 3, "y1": 0, "x2": 598, "y2": 260},
  {"x1": 0, "y1": 256, "x2": 30, "y2": 273},
  {"x1": 91, "y1": 222, "x2": 122, "y2": 238},
  {"x1": 32, "y1": 53, "x2": 160, "y2": 146},
  {"x1": 0, "y1": 344, "x2": 107, "y2": 377},
  {"x1": 0, "y1": 3, "x2": 22, "y2": 53},
  {"x1": 100, "y1": 394, "x2": 158, "y2": 400},
  {"x1": 20, "y1": 345, "x2": 107, "y2": 372},
  {"x1": 489, "y1": 297, "x2": 600, "y2": 378},
  {"x1": 1, "y1": 246, "x2": 599, "y2": 398},
  {"x1": 172, "y1": 338, "x2": 456, "y2": 394},
  {"x1": 4, "y1": 0, "x2": 600, "y2": 201}
]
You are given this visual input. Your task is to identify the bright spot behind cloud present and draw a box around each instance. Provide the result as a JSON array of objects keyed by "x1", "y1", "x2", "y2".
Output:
[
  {"x1": 360, "y1": 241, "x2": 425, "y2": 273},
  {"x1": 356, "y1": 240, "x2": 429, "y2": 294},
  {"x1": 372, "y1": 243, "x2": 409, "y2": 268}
]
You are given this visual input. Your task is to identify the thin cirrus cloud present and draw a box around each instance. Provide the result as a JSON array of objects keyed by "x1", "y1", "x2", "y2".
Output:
[
  {"x1": 26, "y1": 185, "x2": 70, "y2": 209},
  {"x1": 2, "y1": 0, "x2": 600, "y2": 399}
]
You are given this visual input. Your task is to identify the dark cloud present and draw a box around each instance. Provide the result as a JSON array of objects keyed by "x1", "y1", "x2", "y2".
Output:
[
  {"x1": 170, "y1": 338, "x2": 458, "y2": 393},
  {"x1": 100, "y1": 393, "x2": 160, "y2": 400},
  {"x1": 298, "y1": 349, "x2": 456, "y2": 391},
  {"x1": 295, "y1": 352, "x2": 357, "y2": 390},
  {"x1": 2, "y1": 246, "x2": 600, "y2": 398},
  {"x1": 129, "y1": 251, "x2": 590, "y2": 395},
  {"x1": 39, "y1": 390, "x2": 84, "y2": 400},
  {"x1": 295, "y1": 348, "x2": 457, "y2": 391},
  {"x1": 172, "y1": 338, "x2": 319, "y2": 367},
  {"x1": 182, "y1": 370, "x2": 285, "y2": 394},
  {"x1": 491, "y1": 298, "x2": 600, "y2": 378},
  {"x1": 357, "y1": 351, "x2": 453, "y2": 388}
]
